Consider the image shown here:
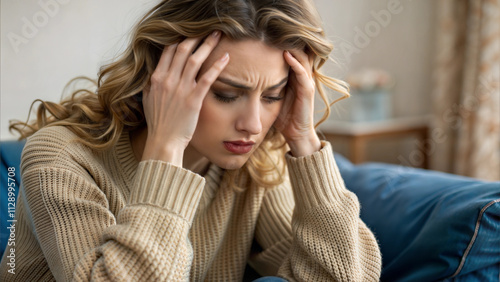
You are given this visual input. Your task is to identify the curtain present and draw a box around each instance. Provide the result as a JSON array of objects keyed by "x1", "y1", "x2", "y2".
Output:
[{"x1": 432, "y1": 0, "x2": 500, "y2": 181}]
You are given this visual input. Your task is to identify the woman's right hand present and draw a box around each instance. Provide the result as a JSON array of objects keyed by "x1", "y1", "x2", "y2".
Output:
[{"x1": 141, "y1": 31, "x2": 229, "y2": 166}]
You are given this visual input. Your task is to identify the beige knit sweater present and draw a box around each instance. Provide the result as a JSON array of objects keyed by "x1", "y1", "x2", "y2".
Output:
[{"x1": 0, "y1": 125, "x2": 381, "y2": 281}]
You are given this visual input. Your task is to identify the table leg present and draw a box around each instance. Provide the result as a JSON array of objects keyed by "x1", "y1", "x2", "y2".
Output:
[{"x1": 351, "y1": 136, "x2": 365, "y2": 164}]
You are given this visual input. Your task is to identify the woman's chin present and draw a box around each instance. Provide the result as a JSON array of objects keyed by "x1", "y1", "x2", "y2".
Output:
[{"x1": 212, "y1": 156, "x2": 249, "y2": 170}]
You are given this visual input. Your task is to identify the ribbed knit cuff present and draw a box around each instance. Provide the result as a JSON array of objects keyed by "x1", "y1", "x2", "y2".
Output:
[
  {"x1": 285, "y1": 141, "x2": 348, "y2": 210},
  {"x1": 129, "y1": 160, "x2": 205, "y2": 224}
]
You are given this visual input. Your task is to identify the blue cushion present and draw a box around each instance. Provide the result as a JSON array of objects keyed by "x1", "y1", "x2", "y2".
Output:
[
  {"x1": 0, "y1": 140, "x2": 25, "y2": 256},
  {"x1": 334, "y1": 153, "x2": 500, "y2": 281}
]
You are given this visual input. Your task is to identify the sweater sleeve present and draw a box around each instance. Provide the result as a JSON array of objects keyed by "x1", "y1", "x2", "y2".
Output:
[
  {"x1": 20, "y1": 149, "x2": 205, "y2": 281},
  {"x1": 249, "y1": 141, "x2": 381, "y2": 281}
]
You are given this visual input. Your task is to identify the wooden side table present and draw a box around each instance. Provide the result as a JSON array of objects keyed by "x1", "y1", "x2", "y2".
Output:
[{"x1": 317, "y1": 116, "x2": 431, "y2": 168}]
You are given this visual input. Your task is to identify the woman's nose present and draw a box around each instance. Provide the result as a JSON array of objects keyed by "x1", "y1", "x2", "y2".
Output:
[{"x1": 235, "y1": 99, "x2": 262, "y2": 135}]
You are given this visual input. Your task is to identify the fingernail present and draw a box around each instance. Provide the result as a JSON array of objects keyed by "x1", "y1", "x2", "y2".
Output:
[
  {"x1": 212, "y1": 30, "x2": 221, "y2": 38},
  {"x1": 221, "y1": 52, "x2": 229, "y2": 62}
]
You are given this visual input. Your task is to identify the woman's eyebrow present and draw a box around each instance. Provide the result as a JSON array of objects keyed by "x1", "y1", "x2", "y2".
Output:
[
  {"x1": 216, "y1": 77, "x2": 288, "y2": 90},
  {"x1": 268, "y1": 77, "x2": 289, "y2": 90}
]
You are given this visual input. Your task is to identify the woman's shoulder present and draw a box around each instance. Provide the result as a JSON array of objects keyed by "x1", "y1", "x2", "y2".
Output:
[
  {"x1": 26, "y1": 125, "x2": 79, "y2": 145},
  {"x1": 21, "y1": 125, "x2": 96, "y2": 173}
]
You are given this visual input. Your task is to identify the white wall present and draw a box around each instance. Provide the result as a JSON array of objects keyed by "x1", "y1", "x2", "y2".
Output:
[
  {"x1": 1, "y1": 0, "x2": 156, "y2": 140},
  {"x1": 315, "y1": 0, "x2": 436, "y2": 120},
  {"x1": 1, "y1": 0, "x2": 436, "y2": 140}
]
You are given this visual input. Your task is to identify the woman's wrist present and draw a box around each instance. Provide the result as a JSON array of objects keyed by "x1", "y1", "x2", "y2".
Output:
[
  {"x1": 141, "y1": 137, "x2": 185, "y2": 166},
  {"x1": 287, "y1": 133, "x2": 322, "y2": 157}
]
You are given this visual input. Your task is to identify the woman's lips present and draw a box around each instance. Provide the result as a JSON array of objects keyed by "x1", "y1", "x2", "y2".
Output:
[{"x1": 223, "y1": 141, "x2": 255, "y2": 154}]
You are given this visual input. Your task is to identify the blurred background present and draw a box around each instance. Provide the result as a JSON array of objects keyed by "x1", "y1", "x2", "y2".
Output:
[{"x1": 1, "y1": 0, "x2": 499, "y2": 180}]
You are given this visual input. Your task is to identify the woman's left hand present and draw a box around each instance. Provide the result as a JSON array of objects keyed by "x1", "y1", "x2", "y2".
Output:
[{"x1": 274, "y1": 49, "x2": 321, "y2": 157}]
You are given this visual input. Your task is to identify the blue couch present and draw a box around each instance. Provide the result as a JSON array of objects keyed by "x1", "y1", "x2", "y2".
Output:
[{"x1": 1, "y1": 140, "x2": 499, "y2": 281}]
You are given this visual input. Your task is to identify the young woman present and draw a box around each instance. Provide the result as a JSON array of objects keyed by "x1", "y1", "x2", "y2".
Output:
[{"x1": 1, "y1": 0, "x2": 382, "y2": 281}]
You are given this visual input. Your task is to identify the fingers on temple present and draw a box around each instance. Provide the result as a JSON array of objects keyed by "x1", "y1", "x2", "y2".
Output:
[
  {"x1": 285, "y1": 51, "x2": 308, "y2": 79},
  {"x1": 154, "y1": 43, "x2": 178, "y2": 75},
  {"x1": 168, "y1": 37, "x2": 204, "y2": 80},
  {"x1": 289, "y1": 50, "x2": 311, "y2": 68},
  {"x1": 285, "y1": 51, "x2": 315, "y2": 92},
  {"x1": 194, "y1": 52, "x2": 229, "y2": 97},
  {"x1": 182, "y1": 31, "x2": 222, "y2": 82}
]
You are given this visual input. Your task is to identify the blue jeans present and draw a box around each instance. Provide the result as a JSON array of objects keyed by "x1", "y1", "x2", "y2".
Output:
[{"x1": 252, "y1": 277, "x2": 288, "y2": 282}]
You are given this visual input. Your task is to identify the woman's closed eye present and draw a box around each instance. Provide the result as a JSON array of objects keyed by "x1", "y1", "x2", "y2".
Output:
[{"x1": 212, "y1": 91, "x2": 285, "y2": 104}]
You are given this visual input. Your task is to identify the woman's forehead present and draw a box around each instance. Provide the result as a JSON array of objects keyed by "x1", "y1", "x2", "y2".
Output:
[{"x1": 204, "y1": 38, "x2": 289, "y2": 87}]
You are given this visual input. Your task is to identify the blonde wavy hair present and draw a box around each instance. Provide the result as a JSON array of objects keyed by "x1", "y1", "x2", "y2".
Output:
[{"x1": 10, "y1": 0, "x2": 349, "y2": 191}]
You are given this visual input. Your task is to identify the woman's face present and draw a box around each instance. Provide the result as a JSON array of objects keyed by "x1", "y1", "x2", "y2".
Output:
[{"x1": 190, "y1": 38, "x2": 289, "y2": 170}]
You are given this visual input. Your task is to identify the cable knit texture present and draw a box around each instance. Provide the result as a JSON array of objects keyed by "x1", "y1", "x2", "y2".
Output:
[{"x1": 0, "y1": 126, "x2": 381, "y2": 281}]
